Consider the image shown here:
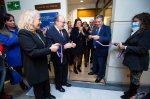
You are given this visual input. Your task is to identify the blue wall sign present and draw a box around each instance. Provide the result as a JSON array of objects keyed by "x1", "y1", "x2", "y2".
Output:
[{"x1": 40, "y1": 12, "x2": 58, "y2": 28}]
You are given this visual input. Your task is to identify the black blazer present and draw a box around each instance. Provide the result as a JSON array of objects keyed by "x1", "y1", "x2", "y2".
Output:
[
  {"x1": 18, "y1": 29, "x2": 51, "y2": 85},
  {"x1": 123, "y1": 29, "x2": 150, "y2": 71},
  {"x1": 46, "y1": 26, "x2": 70, "y2": 65},
  {"x1": 70, "y1": 27, "x2": 85, "y2": 55}
]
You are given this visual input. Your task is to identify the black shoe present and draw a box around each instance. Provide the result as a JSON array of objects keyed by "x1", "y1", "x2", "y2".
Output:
[
  {"x1": 74, "y1": 66, "x2": 78, "y2": 74},
  {"x1": 120, "y1": 94, "x2": 130, "y2": 99},
  {"x1": 90, "y1": 60, "x2": 93, "y2": 63},
  {"x1": 62, "y1": 83, "x2": 72, "y2": 87},
  {"x1": 88, "y1": 72, "x2": 95, "y2": 75},
  {"x1": 56, "y1": 87, "x2": 65, "y2": 92},
  {"x1": 85, "y1": 63, "x2": 88, "y2": 67},
  {"x1": 20, "y1": 81, "x2": 29, "y2": 90},
  {"x1": 50, "y1": 94, "x2": 56, "y2": 99},
  {"x1": 124, "y1": 90, "x2": 130, "y2": 95},
  {"x1": 95, "y1": 77, "x2": 102, "y2": 83},
  {"x1": 77, "y1": 67, "x2": 81, "y2": 72}
]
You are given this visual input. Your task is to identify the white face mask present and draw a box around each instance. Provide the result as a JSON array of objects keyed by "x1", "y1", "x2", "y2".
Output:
[{"x1": 132, "y1": 22, "x2": 140, "y2": 33}]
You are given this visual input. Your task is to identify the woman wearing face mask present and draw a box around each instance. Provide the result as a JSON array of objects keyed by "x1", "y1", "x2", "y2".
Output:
[{"x1": 114, "y1": 12, "x2": 150, "y2": 99}]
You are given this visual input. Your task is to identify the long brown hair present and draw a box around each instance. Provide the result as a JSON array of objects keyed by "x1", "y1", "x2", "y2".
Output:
[{"x1": 132, "y1": 12, "x2": 150, "y2": 32}]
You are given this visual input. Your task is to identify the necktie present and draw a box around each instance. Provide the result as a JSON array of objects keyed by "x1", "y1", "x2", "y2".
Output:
[
  {"x1": 57, "y1": 44, "x2": 63, "y2": 63},
  {"x1": 59, "y1": 30, "x2": 63, "y2": 37},
  {"x1": 97, "y1": 27, "x2": 101, "y2": 35}
]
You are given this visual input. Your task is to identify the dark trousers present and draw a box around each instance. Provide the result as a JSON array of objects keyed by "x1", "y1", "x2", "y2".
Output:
[
  {"x1": 53, "y1": 62, "x2": 68, "y2": 89},
  {"x1": 33, "y1": 80, "x2": 50, "y2": 99},
  {"x1": 82, "y1": 46, "x2": 89, "y2": 65},
  {"x1": 93, "y1": 55, "x2": 107, "y2": 79}
]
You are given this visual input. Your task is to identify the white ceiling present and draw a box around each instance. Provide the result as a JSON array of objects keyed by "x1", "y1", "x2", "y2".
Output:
[{"x1": 68, "y1": 0, "x2": 97, "y2": 5}]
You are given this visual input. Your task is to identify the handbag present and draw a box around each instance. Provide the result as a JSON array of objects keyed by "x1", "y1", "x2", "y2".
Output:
[{"x1": 7, "y1": 66, "x2": 22, "y2": 85}]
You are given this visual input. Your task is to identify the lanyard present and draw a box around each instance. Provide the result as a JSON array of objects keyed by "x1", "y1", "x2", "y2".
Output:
[{"x1": 35, "y1": 33, "x2": 45, "y2": 47}]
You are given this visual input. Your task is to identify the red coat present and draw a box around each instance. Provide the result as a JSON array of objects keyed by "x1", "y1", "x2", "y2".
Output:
[{"x1": 0, "y1": 44, "x2": 4, "y2": 54}]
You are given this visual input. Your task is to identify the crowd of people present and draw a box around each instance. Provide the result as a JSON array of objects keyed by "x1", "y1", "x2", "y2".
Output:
[{"x1": 0, "y1": 9, "x2": 150, "y2": 99}]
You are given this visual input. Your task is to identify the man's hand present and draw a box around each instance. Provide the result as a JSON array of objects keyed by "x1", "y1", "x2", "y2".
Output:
[
  {"x1": 50, "y1": 43, "x2": 60, "y2": 52},
  {"x1": 64, "y1": 43, "x2": 72, "y2": 49},
  {"x1": 92, "y1": 35, "x2": 100, "y2": 40},
  {"x1": 88, "y1": 35, "x2": 93, "y2": 39}
]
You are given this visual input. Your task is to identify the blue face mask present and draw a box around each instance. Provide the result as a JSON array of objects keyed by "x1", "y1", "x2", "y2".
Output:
[{"x1": 132, "y1": 22, "x2": 140, "y2": 32}]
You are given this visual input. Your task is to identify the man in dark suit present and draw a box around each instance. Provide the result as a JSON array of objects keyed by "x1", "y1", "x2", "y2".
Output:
[
  {"x1": 46, "y1": 15, "x2": 76, "y2": 92},
  {"x1": 88, "y1": 15, "x2": 111, "y2": 83}
]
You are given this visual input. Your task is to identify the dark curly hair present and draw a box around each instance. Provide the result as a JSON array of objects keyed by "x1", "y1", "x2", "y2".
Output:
[
  {"x1": 132, "y1": 12, "x2": 150, "y2": 31},
  {"x1": 73, "y1": 18, "x2": 82, "y2": 27}
]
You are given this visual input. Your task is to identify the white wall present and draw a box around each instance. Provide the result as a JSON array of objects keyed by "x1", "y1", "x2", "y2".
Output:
[
  {"x1": 106, "y1": 0, "x2": 150, "y2": 85},
  {"x1": 4, "y1": 0, "x2": 68, "y2": 25},
  {"x1": 68, "y1": 4, "x2": 95, "y2": 25}
]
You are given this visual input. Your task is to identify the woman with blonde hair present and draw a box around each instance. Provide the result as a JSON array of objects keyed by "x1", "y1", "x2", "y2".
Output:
[{"x1": 18, "y1": 9, "x2": 59, "y2": 99}]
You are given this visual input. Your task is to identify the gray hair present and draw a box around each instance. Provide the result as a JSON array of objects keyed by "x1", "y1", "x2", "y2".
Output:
[
  {"x1": 96, "y1": 15, "x2": 104, "y2": 21},
  {"x1": 54, "y1": 15, "x2": 65, "y2": 24}
]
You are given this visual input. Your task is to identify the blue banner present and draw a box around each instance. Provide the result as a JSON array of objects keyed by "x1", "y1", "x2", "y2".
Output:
[{"x1": 40, "y1": 12, "x2": 58, "y2": 28}]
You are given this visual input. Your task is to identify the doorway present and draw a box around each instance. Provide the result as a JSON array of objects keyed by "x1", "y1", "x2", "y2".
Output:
[
  {"x1": 69, "y1": 4, "x2": 113, "y2": 83},
  {"x1": 69, "y1": 8, "x2": 97, "y2": 82}
]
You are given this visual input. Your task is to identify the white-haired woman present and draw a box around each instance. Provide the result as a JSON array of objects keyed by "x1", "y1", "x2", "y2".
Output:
[{"x1": 18, "y1": 10, "x2": 59, "y2": 99}]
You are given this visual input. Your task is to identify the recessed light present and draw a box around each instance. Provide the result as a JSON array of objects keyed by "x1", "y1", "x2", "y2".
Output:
[{"x1": 80, "y1": 0, "x2": 84, "y2": 2}]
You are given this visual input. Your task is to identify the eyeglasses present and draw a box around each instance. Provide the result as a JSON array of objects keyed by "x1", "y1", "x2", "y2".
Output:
[{"x1": 58, "y1": 21, "x2": 66, "y2": 24}]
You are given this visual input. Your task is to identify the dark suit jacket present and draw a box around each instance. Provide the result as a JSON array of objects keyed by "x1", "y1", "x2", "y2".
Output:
[
  {"x1": 18, "y1": 29, "x2": 51, "y2": 85},
  {"x1": 92, "y1": 24, "x2": 111, "y2": 56},
  {"x1": 46, "y1": 26, "x2": 70, "y2": 65},
  {"x1": 123, "y1": 29, "x2": 150, "y2": 71}
]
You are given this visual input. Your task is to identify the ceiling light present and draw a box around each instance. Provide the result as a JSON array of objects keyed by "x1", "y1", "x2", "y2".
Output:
[{"x1": 80, "y1": 0, "x2": 84, "y2": 2}]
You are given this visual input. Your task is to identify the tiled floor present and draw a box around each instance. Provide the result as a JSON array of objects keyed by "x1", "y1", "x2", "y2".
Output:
[
  {"x1": 69, "y1": 63, "x2": 97, "y2": 82},
  {"x1": 50, "y1": 61, "x2": 101, "y2": 83},
  {"x1": 5, "y1": 80, "x2": 150, "y2": 99},
  {"x1": 3, "y1": 61, "x2": 115, "y2": 99},
  {"x1": 26, "y1": 84, "x2": 123, "y2": 99},
  {"x1": 3, "y1": 60, "x2": 150, "y2": 99}
]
